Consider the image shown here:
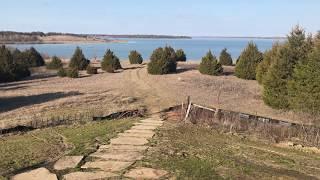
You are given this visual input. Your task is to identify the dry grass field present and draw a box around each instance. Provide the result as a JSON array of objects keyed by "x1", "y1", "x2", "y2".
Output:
[
  {"x1": 139, "y1": 119, "x2": 320, "y2": 179},
  {"x1": 0, "y1": 61, "x2": 316, "y2": 129}
]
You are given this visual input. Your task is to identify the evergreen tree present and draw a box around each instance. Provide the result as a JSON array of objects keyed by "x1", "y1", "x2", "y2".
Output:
[
  {"x1": 67, "y1": 68, "x2": 79, "y2": 78},
  {"x1": 129, "y1": 50, "x2": 143, "y2": 64},
  {"x1": 0, "y1": 46, "x2": 30, "y2": 82},
  {"x1": 235, "y1": 42, "x2": 263, "y2": 80},
  {"x1": 86, "y1": 65, "x2": 98, "y2": 74},
  {"x1": 101, "y1": 49, "x2": 122, "y2": 73},
  {"x1": 25, "y1": 47, "x2": 45, "y2": 67},
  {"x1": 256, "y1": 44, "x2": 281, "y2": 84},
  {"x1": 219, "y1": 48, "x2": 233, "y2": 66},
  {"x1": 199, "y1": 50, "x2": 223, "y2": 76},
  {"x1": 262, "y1": 45, "x2": 291, "y2": 109},
  {"x1": 46, "y1": 56, "x2": 63, "y2": 69},
  {"x1": 147, "y1": 46, "x2": 177, "y2": 75},
  {"x1": 176, "y1": 49, "x2": 187, "y2": 62},
  {"x1": 69, "y1": 47, "x2": 89, "y2": 70},
  {"x1": 288, "y1": 43, "x2": 320, "y2": 114},
  {"x1": 262, "y1": 25, "x2": 313, "y2": 109}
]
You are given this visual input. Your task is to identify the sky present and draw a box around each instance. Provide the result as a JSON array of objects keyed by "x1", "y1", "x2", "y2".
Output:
[{"x1": 0, "y1": 0, "x2": 319, "y2": 37}]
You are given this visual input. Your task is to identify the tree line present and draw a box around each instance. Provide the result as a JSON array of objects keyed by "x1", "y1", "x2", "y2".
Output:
[
  {"x1": 0, "y1": 46, "x2": 44, "y2": 82},
  {"x1": 0, "y1": 31, "x2": 88, "y2": 43}
]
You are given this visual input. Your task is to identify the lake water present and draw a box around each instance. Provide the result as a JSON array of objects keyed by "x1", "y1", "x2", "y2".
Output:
[{"x1": 9, "y1": 38, "x2": 282, "y2": 62}]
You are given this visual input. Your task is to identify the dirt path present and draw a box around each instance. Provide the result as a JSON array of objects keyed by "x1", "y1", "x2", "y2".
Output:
[{"x1": 124, "y1": 65, "x2": 175, "y2": 114}]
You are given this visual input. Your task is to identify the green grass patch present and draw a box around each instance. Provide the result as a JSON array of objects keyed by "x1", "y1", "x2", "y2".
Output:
[
  {"x1": 0, "y1": 118, "x2": 137, "y2": 176},
  {"x1": 143, "y1": 123, "x2": 320, "y2": 179}
]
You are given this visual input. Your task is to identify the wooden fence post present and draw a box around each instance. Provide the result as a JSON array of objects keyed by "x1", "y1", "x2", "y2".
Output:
[{"x1": 184, "y1": 97, "x2": 192, "y2": 123}]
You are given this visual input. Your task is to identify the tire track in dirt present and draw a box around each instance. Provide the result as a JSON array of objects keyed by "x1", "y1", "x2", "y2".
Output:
[{"x1": 124, "y1": 66, "x2": 172, "y2": 114}]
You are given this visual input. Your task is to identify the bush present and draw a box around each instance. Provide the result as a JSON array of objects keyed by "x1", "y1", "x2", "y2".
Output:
[
  {"x1": 219, "y1": 48, "x2": 233, "y2": 66},
  {"x1": 86, "y1": 65, "x2": 98, "y2": 74},
  {"x1": 46, "y1": 56, "x2": 63, "y2": 69},
  {"x1": 69, "y1": 47, "x2": 89, "y2": 70},
  {"x1": 288, "y1": 44, "x2": 320, "y2": 114},
  {"x1": 67, "y1": 68, "x2": 79, "y2": 78},
  {"x1": 129, "y1": 50, "x2": 143, "y2": 64},
  {"x1": 235, "y1": 42, "x2": 263, "y2": 80},
  {"x1": 57, "y1": 68, "x2": 67, "y2": 77},
  {"x1": 101, "y1": 49, "x2": 122, "y2": 73},
  {"x1": 147, "y1": 46, "x2": 177, "y2": 75},
  {"x1": 199, "y1": 50, "x2": 223, "y2": 76},
  {"x1": 0, "y1": 45, "x2": 30, "y2": 82},
  {"x1": 176, "y1": 49, "x2": 187, "y2": 62},
  {"x1": 256, "y1": 44, "x2": 281, "y2": 84}
]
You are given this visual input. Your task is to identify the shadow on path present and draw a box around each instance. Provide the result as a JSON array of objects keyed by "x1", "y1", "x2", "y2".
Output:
[{"x1": 0, "y1": 91, "x2": 82, "y2": 113}]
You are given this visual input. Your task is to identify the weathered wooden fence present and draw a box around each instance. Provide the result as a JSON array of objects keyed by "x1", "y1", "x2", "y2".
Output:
[{"x1": 181, "y1": 97, "x2": 320, "y2": 147}]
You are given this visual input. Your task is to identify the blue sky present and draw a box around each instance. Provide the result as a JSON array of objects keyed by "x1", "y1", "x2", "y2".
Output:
[{"x1": 1, "y1": 0, "x2": 319, "y2": 36}]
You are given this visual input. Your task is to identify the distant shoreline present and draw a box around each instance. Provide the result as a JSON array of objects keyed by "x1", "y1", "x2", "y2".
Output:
[
  {"x1": 193, "y1": 36, "x2": 286, "y2": 40},
  {"x1": 1, "y1": 39, "x2": 127, "y2": 45}
]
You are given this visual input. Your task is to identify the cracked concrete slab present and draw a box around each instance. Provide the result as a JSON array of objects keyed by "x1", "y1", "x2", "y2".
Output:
[
  {"x1": 63, "y1": 171, "x2": 118, "y2": 180},
  {"x1": 125, "y1": 129, "x2": 155, "y2": 134},
  {"x1": 53, "y1": 156, "x2": 83, "y2": 170},
  {"x1": 90, "y1": 151, "x2": 144, "y2": 161},
  {"x1": 82, "y1": 160, "x2": 133, "y2": 172},
  {"x1": 110, "y1": 136, "x2": 149, "y2": 145},
  {"x1": 12, "y1": 168, "x2": 57, "y2": 180},
  {"x1": 118, "y1": 132, "x2": 155, "y2": 138},
  {"x1": 134, "y1": 122, "x2": 163, "y2": 126},
  {"x1": 99, "y1": 145, "x2": 149, "y2": 152},
  {"x1": 124, "y1": 167, "x2": 168, "y2": 179},
  {"x1": 131, "y1": 125, "x2": 159, "y2": 130}
]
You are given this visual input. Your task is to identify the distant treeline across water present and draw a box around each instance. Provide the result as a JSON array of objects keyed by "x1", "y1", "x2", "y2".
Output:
[{"x1": 8, "y1": 38, "x2": 281, "y2": 61}]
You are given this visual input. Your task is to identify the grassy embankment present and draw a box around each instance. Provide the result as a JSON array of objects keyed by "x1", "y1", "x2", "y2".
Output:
[
  {"x1": 140, "y1": 122, "x2": 320, "y2": 179},
  {"x1": 0, "y1": 118, "x2": 137, "y2": 177}
]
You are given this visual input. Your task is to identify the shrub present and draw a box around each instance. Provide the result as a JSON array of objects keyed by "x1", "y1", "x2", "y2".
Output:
[
  {"x1": 256, "y1": 44, "x2": 281, "y2": 84},
  {"x1": 101, "y1": 49, "x2": 122, "y2": 73},
  {"x1": 24, "y1": 47, "x2": 45, "y2": 67},
  {"x1": 199, "y1": 50, "x2": 223, "y2": 76},
  {"x1": 0, "y1": 45, "x2": 30, "y2": 82},
  {"x1": 219, "y1": 48, "x2": 233, "y2": 66},
  {"x1": 69, "y1": 47, "x2": 89, "y2": 70},
  {"x1": 86, "y1": 65, "x2": 98, "y2": 74},
  {"x1": 288, "y1": 44, "x2": 320, "y2": 114},
  {"x1": 176, "y1": 49, "x2": 187, "y2": 62},
  {"x1": 46, "y1": 56, "x2": 63, "y2": 69},
  {"x1": 129, "y1": 50, "x2": 143, "y2": 64},
  {"x1": 147, "y1": 46, "x2": 177, "y2": 75},
  {"x1": 235, "y1": 42, "x2": 263, "y2": 80},
  {"x1": 67, "y1": 68, "x2": 79, "y2": 78},
  {"x1": 57, "y1": 68, "x2": 67, "y2": 77}
]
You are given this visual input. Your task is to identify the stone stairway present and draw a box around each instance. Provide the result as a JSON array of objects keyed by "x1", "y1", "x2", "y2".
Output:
[{"x1": 12, "y1": 115, "x2": 168, "y2": 180}]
